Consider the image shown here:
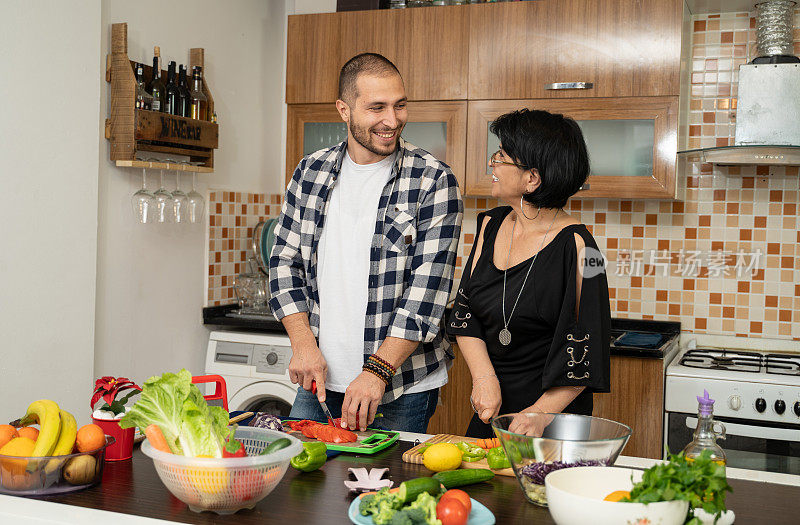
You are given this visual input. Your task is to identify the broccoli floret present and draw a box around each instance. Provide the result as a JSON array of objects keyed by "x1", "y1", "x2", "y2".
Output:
[
  {"x1": 406, "y1": 492, "x2": 442, "y2": 525},
  {"x1": 359, "y1": 494, "x2": 376, "y2": 516},
  {"x1": 373, "y1": 504, "x2": 398, "y2": 525},
  {"x1": 404, "y1": 507, "x2": 428, "y2": 524},
  {"x1": 390, "y1": 510, "x2": 414, "y2": 525}
]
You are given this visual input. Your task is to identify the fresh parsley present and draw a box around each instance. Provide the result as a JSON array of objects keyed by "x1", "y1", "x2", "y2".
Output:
[{"x1": 623, "y1": 450, "x2": 732, "y2": 525}]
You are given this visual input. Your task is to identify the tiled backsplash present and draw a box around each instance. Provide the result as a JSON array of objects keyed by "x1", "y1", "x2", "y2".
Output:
[
  {"x1": 208, "y1": 9, "x2": 799, "y2": 341},
  {"x1": 207, "y1": 192, "x2": 283, "y2": 306}
]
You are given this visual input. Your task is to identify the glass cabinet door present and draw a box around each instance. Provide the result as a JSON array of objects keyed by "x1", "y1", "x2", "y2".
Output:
[
  {"x1": 288, "y1": 102, "x2": 466, "y2": 188},
  {"x1": 468, "y1": 97, "x2": 678, "y2": 199}
]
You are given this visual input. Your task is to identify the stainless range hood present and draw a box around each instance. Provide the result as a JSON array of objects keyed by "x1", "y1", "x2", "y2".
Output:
[{"x1": 679, "y1": 1, "x2": 800, "y2": 166}]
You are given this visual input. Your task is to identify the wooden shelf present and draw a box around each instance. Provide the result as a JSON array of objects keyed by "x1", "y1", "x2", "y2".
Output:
[
  {"x1": 106, "y1": 23, "x2": 218, "y2": 171},
  {"x1": 114, "y1": 160, "x2": 213, "y2": 173}
]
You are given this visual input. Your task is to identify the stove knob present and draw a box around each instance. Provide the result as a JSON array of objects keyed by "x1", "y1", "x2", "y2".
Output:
[
  {"x1": 266, "y1": 352, "x2": 278, "y2": 365},
  {"x1": 775, "y1": 400, "x2": 786, "y2": 415},
  {"x1": 794, "y1": 402, "x2": 800, "y2": 417},
  {"x1": 755, "y1": 398, "x2": 767, "y2": 413},
  {"x1": 727, "y1": 395, "x2": 742, "y2": 411}
]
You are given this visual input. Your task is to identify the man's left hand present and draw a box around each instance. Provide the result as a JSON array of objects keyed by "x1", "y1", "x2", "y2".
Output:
[{"x1": 341, "y1": 372, "x2": 386, "y2": 431}]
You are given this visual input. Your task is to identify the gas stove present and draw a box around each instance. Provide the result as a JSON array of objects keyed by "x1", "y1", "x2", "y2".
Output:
[
  {"x1": 666, "y1": 342, "x2": 800, "y2": 424},
  {"x1": 665, "y1": 338, "x2": 800, "y2": 474}
]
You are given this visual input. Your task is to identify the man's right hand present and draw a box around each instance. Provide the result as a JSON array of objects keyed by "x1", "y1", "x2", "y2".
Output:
[
  {"x1": 288, "y1": 343, "x2": 328, "y2": 400},
  {"x1": 281, "y1": 312, "x2": 328, "y2": 402}
]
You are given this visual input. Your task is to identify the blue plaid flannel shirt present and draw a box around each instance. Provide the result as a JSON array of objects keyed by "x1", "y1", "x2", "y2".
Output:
[{"x1": 268, "y1": 139, "x2": 463, "y2": 403}]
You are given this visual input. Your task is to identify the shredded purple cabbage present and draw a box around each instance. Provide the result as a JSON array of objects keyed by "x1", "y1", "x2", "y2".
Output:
[
  {"x1": 521, "y1": 459, "x2": 605, "y2": 485},
  {"x1": 250, "y1": 413, "x2": 284, "y2": 432}
]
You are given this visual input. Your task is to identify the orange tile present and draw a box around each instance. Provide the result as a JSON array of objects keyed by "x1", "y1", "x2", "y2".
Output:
[
  {"x1": 595, "y1": 212, "x2": 606, "y2": 224},
  {"x1": 699, "y1": 215, "x2": 711, "y2": 227},
  {"x1": 710, "y1": 293, "x2": 722, "y2": 304},
  {"x1": 694, "y1": 20, "x2": 706, "y2": 31},
  {"x1": 695, "y1": 318, "x2": 707, "y2": 329},
  {"x1": 750, "y1": 321, "x2": 762, "y2": 333},
  {"x1": 780, "y1": 310, "x2": 792, "y2": 322},
  {"x1": 739, "y1": 229, "x2": 752, "y2": 241},
  {"x1": 685, "y1": 228, "x2": 697, "y2": 239},
  {"x1": 754, "y1": 216, "x2": 767, "y2": 228},
  {"x1": 737, "y1": 281, "x2": 749, "y2": 293},
  {"x1": 656, "y1": 290, "x2": 668, "y2": 302},
  {"x1": 669, "y1": 304, "x2": 681, "y2": 316},
  {"x1": 703, "y1": 112, "x2": 715, "y2": 123},
  {"x1": 767, "y1": 243, "x2": 780, "y2": 255},
  {"x1": 723, "y1": 306, "x2": 735, "y2": 318},
  {"x1": 683, "y1": 279, "x2": 695, "y2": 290}
]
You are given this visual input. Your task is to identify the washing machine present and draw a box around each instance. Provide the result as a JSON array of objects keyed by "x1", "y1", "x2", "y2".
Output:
[{"x1": 205, "y1": 330, "x2": 297, "y2": 416}]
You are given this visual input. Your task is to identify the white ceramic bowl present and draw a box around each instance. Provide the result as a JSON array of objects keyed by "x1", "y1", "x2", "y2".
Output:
[{"x1": 545, "y1": 466, "x2": 689, "y2": 525}]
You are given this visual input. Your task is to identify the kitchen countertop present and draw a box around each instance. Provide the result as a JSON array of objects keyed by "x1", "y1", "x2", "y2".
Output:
[{"x1": 4, "y1": 434, "x2": 800, "y2": 524}]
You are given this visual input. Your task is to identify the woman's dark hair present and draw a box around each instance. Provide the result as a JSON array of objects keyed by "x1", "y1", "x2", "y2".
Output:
[{"x1": 490, "y1": 108, "x2": 590, "y2": 209}]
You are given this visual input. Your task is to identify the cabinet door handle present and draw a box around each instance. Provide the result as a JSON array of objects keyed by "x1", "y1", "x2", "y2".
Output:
[
  {"x1": 579, "y1": 183, "x2": 591, "y2": 191},
  {"x1": 545, "y1": 82, "x2": 594, "y2": 90}
]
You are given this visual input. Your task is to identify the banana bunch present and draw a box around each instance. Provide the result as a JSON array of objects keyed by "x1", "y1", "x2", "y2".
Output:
[{"x1": 10, "y1": 399, "x2": 78, "y2": 458}]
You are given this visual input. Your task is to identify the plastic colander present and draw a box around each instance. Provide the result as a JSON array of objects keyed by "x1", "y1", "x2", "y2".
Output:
[{"x1": 141, "y1": 426, "x2": 302, "y2": 514}]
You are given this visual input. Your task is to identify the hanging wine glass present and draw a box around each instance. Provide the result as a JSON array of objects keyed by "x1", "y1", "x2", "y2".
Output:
[
  {"x1": 131, "y1": 167, "x2": 155, "y2": 224},
  {"x1": 153, "y1": 169, "x2": 174, "y2": 223},
  {"x1": 171, "y1": 168, "x2": 189, "y2": 223},
  {"x1": 187, "y1": 171, "x2": 205, "y2": 224}
]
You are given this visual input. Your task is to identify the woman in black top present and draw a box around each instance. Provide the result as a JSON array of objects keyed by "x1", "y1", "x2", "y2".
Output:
[{"x1": 447, "y1": 109, "x2": 611, "y2": 438}]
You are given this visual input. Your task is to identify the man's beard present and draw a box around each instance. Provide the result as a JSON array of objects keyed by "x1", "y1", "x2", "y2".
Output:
[{"x1": 348, "y1": 117, "x2": 403, "y2": 157}]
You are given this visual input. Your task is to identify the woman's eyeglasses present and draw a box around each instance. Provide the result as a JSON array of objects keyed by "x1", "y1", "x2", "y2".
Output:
[{"x1": 488, "y1": 150, "x2": 527, "y2": 170}]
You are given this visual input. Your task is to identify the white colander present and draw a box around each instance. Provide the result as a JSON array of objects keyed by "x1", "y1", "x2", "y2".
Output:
[{"x1": 141, "y1": 426, "x2": 302, "y2": 514}]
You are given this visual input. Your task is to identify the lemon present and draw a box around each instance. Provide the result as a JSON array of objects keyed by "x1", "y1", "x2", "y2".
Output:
[{"x1": 423, "y1": 443, "x2": 462, "y2": 472}]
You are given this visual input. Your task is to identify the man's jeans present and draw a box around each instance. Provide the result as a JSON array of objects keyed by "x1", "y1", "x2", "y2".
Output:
[{"x1": 289, "y1": 386, "x2": 439, "y2": 434}]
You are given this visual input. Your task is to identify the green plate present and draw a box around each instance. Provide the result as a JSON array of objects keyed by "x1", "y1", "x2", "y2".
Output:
[{"x1": 282, "y1": 418, "x2": 400, "y2": 454}]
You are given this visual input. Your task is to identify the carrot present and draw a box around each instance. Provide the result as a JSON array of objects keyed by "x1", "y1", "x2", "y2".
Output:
[
  {"x1": 144, "y1": 424, "x2": 172, "y2": 453},
  {"x1": 359, "y1": 487, "x2": 400, "y2": 498}
]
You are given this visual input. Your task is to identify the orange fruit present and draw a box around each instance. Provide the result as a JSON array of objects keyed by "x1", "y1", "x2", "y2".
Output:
[
  {"x1": 17, "y1": 427, "x2": 39, "y2": 442},
  {"x1": 604, "y1": 490, "x2": 631, "y2": 502},
  {"x1": 0, "y1": 425, "x2": 18, "y2": 449},
  {"x1": 0, "y1": 437, "x2": 36, "y2": 476},
  {"x1": 76, "y1": 424, "x2": 105, "y2": 453}
]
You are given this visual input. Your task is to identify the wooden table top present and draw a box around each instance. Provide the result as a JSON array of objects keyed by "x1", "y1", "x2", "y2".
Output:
[{"x1": 31, "y1": 441, "x2": 800, "y2": 524}]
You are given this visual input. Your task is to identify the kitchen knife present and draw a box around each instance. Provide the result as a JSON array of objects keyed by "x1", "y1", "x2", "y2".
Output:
[{"x1": 310, "y1": 380, "x2": 337, "y2": 426}]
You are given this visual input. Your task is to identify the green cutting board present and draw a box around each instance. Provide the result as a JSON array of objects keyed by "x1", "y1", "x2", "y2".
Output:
[{"x1": 281, "y1": 417, "x2": 400, "y2": 454}]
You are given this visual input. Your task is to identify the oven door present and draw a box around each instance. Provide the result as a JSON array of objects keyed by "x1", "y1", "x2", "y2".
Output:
[{"x1": 667, "y1": 412, "x2": 800, "y2": 475}]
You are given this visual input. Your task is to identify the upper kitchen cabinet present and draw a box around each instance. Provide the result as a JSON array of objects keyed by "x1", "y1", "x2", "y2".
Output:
[
  {"x1": 468, "y1": 0, "x2": 683, "y2": 100},
  {"x1": 467, "y1": 97, "x2": 679, "y2": 199},
  {"x1": 286, "y1": 101, "x2": 467, "y2": 187},
  {"x1": 286, "y1": 7, "x2": 469, "y2": 103}
]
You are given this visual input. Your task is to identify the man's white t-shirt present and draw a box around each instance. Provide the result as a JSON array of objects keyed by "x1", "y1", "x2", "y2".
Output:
[{"x1": 317, "y1": 150, "x2": 447, "y2": 395}]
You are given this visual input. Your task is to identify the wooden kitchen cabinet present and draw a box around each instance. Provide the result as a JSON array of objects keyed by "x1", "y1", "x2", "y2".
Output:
[
  {"x1": 468, "y1": 0, "x2": 683, "y2": 100},
  {"x1": 286, "y1": 101, "x2": 467, "y2": 187},
  {"x1": 466, "y1": 97, "x2": 679, "y2": 198},
  {"x1": 593, "y1": 355, "x2": 667, "y2": 459},
  {"x1": 428, "y1": 343, "x2": 474, "y2": 436},
  {"x1": 286, "y1": 6, "x2": 469, "y2": 104}
]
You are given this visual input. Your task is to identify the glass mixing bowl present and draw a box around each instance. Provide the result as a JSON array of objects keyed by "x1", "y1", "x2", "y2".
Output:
[{"x1": 491, "y1": 413, "x2": 632, "y2": 506}]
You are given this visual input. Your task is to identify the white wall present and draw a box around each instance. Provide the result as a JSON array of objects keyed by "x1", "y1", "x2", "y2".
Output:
[
  {"x1": 0, "y1": 0, "x2": 101, "y2": 423},
  {"x1": 95, "y1": 0, "x2": 287, "y2": 387}
]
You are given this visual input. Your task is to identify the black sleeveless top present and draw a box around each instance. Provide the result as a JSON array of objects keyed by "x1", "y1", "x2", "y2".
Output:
[{"x1": 447, "y1": 206, "x2": 611, "y2": 438}]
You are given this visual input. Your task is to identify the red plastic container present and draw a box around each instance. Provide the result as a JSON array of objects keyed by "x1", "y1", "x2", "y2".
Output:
[{"x1": 91, "y1": 417, "x2": 135, "y2": 461}]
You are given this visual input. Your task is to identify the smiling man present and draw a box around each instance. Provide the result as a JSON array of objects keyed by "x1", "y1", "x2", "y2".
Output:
[{"x1": 269, "y1": 53, "x2": 463, "y2": 433}]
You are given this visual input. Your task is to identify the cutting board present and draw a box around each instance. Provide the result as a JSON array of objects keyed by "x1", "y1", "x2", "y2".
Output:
[
  {"x1": 402, "y1": 434, "x2": 515, "y2": 477},
  {"x1": 281, "y1": 418, "x2": 400, "y2": 454}
]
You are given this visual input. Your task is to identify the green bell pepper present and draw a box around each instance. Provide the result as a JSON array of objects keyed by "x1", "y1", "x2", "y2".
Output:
[
  {"x1": 290, "y1": 442, "x2": 328, "y2": 472},
  {"x1": 486, "y1": 446, "x2": 511, "y2": 470},
  {"x1": 455, "y1": 441, "x2": 487, "y2": 462}
]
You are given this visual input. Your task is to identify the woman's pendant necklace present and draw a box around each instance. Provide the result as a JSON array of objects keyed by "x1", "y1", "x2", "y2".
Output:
[
  {"x1": 499, "y1": 328, "x2": 512, "y2": 346},
  {"x1": 499, "y1": 208, "x2": 560, "y2": 347}
]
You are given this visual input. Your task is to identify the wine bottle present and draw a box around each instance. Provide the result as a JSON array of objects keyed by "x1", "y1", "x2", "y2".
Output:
[
  {"x1": 164, "y1": 61, "x2": 180, "y2": 116},
  {"x1": 189, "y1": 66, "x2": 208, "y2": 121},
  {"x1": 149, "y1": 55, "x2": 165, "y2": 112},
  {"x1": 178, "y1": 65, "x2": 191, "y2": 118},
  {"x1": 134, "y1": 63, "x2": 153, "y2": 110}
]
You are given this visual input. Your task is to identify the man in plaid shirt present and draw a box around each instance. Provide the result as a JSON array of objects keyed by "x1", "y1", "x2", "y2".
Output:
[{"x1": 269, "y1": 54, "x2": 462, "y2": 433}]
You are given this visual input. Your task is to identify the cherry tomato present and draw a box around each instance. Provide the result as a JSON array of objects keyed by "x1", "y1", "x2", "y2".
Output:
[
  {"x1": 440, "y1": 489, "x2": 472, "y2": 514},
  {"x1": 436, "y1": 497, "x2": 468, "y2": 525}
]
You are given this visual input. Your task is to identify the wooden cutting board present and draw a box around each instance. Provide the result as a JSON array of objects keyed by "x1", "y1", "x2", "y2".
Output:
[{"x1": 402, "y1": 434, "x2": 515, "y2": 477}]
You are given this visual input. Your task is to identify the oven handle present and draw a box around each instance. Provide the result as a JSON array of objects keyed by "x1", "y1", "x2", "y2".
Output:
[{"x1": 686, "y1": 417, "x2": 800, "y2": 442}]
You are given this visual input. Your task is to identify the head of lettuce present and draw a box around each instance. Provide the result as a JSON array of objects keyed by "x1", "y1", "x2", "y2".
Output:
[{"x1": 119, "y1": 369, "x2": 234, "y2": 457}]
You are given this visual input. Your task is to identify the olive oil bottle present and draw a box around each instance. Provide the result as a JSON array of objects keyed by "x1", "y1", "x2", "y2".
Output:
[{"x1": 682, "y1": 390, "x2": 727, "y2": 466}]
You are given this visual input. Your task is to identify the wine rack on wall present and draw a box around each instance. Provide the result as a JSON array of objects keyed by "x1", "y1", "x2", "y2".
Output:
[{"x1": 105, "y1": 22, "x2": 218, "y2": 173}]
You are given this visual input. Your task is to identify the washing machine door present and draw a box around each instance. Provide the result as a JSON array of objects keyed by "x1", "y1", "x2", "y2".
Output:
[{"x1": 228, "y1": 380, "x2": 297, "y2": 417}]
